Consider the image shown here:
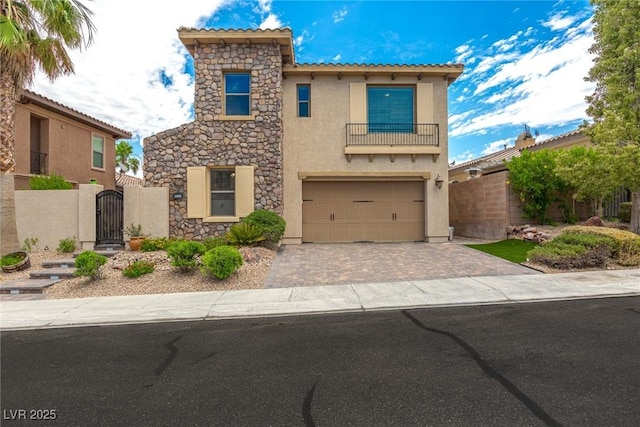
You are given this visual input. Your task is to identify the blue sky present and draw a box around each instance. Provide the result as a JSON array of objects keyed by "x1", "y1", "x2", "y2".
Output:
[{"x1": 32, "y1": 0, "x2": 595, "y2": 175}]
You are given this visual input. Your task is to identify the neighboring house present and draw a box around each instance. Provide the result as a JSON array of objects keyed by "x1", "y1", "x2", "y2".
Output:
[
  {"x1": 14, "y1": 89, "x2": 131, "y2": 190},
  {"x1": 448, "y1": 128, "x2": 627, "y2": 239},
  {"x1": 449, "y1": 129, "x2": 590, "y2": 183},
  {"x1": 115, "y1": 172, "x2": 143, "y2": 192},
  {"x1": 145, "y1": 28, "x2": 463, "y2": 243}
]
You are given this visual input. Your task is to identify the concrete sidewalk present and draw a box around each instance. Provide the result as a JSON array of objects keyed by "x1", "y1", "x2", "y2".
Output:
[{"x1": 1, "y1": 268, "x2": 639, "y2": 331}]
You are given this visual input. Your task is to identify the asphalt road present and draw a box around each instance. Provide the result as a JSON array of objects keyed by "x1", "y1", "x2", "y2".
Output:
[{"x1": 2, "y1": 297, "x2": 639, "y2": 426}]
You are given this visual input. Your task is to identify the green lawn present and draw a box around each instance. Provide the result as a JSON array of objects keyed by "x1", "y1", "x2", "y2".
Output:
[{"x1": 465, "y1": 239, "x2": 538, "y2": 263}]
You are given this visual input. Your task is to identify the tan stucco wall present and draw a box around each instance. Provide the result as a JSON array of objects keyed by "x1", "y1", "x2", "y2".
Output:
[
  {"x1": 123, "y1": 186, "x2": 169, "y2": 240},
  {"x1": 14, "y1": 103, "x2": 116, "y2": 190},
  {"x1": 282, "y1": 74, "x2": 451, "y2": 243},
  {"x1": 15, "y1": 189, "x2": 80, "y2": 251}
]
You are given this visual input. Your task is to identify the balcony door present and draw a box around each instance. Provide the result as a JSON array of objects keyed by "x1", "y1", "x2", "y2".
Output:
[{"x1": 367, "y1": 86, "x2": 415, "y2": 133}]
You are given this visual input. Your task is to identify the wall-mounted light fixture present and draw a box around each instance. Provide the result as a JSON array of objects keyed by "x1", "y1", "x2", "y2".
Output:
[{"x1": 435, "y1": 174, "x2": 444, "y2": 189}]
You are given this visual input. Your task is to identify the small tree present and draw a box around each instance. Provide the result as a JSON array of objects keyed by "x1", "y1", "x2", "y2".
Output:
[
  {"x1": 506, "y1": 149, "x2": 567, "y2": 224},
  {"x1": 584, "y1": 0, "x2": 640, "y2": 233},
  {"x1": 555, "y1": 146, "x2": 619, "y2": 217}
]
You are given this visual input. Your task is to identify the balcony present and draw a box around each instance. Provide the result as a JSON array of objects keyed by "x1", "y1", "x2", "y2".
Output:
[
  {"x1": 345, "y1": 123, "x2": 440, "y2": 162},
  {"x1": 30, "y1": 151, "x2": 48, "y2": 174}
]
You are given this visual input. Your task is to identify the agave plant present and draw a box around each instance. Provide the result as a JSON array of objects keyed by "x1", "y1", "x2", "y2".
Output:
[{"x1": 225, "y1": 223, "x2": 266, "y2": 246}]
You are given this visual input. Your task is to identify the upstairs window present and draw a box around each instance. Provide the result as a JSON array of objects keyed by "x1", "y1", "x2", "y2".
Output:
[
  {"x1": 225, "y1": 73, "x2": 251, "y2": 116},
  {"x1": 367, "y1": 86, "x2": 414, "y2": 133},
  {"x1": 297, "y1": 84, "x2": 310, "y2": 117},
  {"x1": 92, "y1": 135, "x2": 104, "y2": 169}
]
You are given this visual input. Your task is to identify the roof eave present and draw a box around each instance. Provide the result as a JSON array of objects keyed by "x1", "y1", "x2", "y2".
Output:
[{"x1": 21, "y1": 90, "x2": 131, "y2": 139}]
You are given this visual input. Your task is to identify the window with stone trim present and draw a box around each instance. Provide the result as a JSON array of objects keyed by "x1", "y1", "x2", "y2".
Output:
[
  {"x1": 186, "y1": 165, "x2": 254, "y2": 222},
  {"x1": 224, "y1": 73, "x2": 251, "y2": 116}
]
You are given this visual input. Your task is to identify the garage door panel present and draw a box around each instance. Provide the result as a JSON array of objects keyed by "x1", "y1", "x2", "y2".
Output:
[{"x1": 302, "y1": 181, "x2": 425, "y2": 243}]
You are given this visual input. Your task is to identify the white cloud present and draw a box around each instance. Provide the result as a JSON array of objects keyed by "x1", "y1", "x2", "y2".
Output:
[
  {"x1": 259, "y1": 13, "x2": 282, "y2": 29},
  {"x1": 332, "y1": 54, "x2": 342, "y2": 62},
  {"x1": 543, "y1": 12, "x2": 576, "y2": 31},
  {"x1": 451, "y1": 15, "x2": 595, "y2": 138},
  {"x1": 32, "y1": 0, "x2": 226, "y2": 146},
  {"x1": 450, "y1": 150, "x2": 476, "y2": 164},
  {"x1": 481, "y1": 138, "x2": 512, "y2": 156},
  {"x1": 333, "y1": 7, "x2": 348, "y2": 23}
]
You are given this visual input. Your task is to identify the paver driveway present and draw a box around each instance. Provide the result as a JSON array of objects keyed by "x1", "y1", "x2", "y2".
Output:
[{"x1": 264, "y1": 242, "x2": 539, "y2": 288}]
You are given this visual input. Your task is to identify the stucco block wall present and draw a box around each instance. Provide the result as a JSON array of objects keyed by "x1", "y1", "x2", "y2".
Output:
[
  {"x1": 15, "y1": 189, "x2": 85, "y2": 251},
  {"x1": 123, "y1": 186, "x2": 169, "y2": 240},
  {"x1": 449, "y1": 171, "x2": 511, "y2": 240},
  {"x1": 281, "y1": 74, "x2": 451, "y2": 243},
  {"x1": 144, "y1": 42, "x2": 284, "y2": 240}
]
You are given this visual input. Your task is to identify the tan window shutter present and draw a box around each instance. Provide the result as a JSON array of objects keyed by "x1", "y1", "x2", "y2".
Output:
[
  {"x1": 416, "y1": 83, "x2": 434, "y2": 135},
  {"x1": 349, "y1": 82, "x2": 367, "y2": 135},
  {"x1": 186, "y1": 166, "x2": 207, "y2": 218},
  {"x1": 235, "y1": 165, "x2": 255, "y2": 217}
]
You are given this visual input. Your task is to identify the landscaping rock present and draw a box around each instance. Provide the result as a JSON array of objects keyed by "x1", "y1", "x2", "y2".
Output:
[{"x1": 585, "y1": 216, "x2": 606, "y2": 227}]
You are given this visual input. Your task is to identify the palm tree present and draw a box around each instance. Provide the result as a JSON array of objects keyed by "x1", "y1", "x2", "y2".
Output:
[
  {"x1": 115, "y1": 140, "x2": 140, "y2": 175},
  {"x1": 0, "y1": 0, "x2": 95, "y2": 254}
]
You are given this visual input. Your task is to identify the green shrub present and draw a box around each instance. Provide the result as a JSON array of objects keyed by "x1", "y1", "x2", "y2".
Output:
[
  {"x1": 225, "y1": 223, "x2": 266, "y2": 246},
  {"x1": 122, "y1": 260, "x2": 155, "y2": 278},
  {"x1": 527, "y1": 241, "x2": 609, "y2": 269},
  {"x1": 140, "y1": 237, "x2": 173, "y2": 252},
  {"x1": 618, "y1": 202, "x2": 632, "y2": 223},
  {"x1": 29, "y1": 173, "x2": 73, "y2": 190},
  {"x1": 243, "y1": 209, "x2": 286, "y2": 243},
  {"x1": 563, "y1": 225, "x2": 640, "y2": 266},
  {"x1": 57, "y1": 237, "x2": 77, "y2": 253},
  {"x1": 21, "y1": 237, "x2": 38, "y2": 252},
  {"x1": 166, "y1": 240, "x2": 206, "y2": 272},
  {"x1": 200, "y1": 246, "x2": 244, "y2": 280},
  {"x1": 74, "y1": 251, "x2": 107, "y2": 280},
  {"x1": 1, "y1": 252, "x2": 26, "y2": 266},
  {"x1": 203, "y1": 236, "x2": 228, "y2": 251}
]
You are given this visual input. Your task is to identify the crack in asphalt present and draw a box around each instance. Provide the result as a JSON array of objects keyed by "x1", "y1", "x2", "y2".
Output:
[
  {"x1": 401, "y1": 310, "x2": 563, "y2": 427},
  {"x1": 154, "y1": 336, "x2": 183, "y2": 376},
  {"x1": 302, "y1": 381, "x2": 317, "y2": 427},
  {"x1": 626, "y1": 308, "x2": 640, "y2": 315}
]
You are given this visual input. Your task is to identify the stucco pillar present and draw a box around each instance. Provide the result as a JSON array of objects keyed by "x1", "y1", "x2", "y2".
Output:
[{"x1": 78, "y1": 184, "x2": 103, "y2": 249}]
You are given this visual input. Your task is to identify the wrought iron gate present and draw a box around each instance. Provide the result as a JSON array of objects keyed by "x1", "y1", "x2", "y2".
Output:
[{"x1": 96, "y1": 190, "x2": 124, "y2": 246}]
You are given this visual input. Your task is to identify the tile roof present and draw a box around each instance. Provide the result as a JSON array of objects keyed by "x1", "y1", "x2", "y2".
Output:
[
  {"x1": 450, "y1": 146, "x2": 520, "y2": 173},
  {"x1": 115, "y1": 173, "x2": 143, "y2": 187}
]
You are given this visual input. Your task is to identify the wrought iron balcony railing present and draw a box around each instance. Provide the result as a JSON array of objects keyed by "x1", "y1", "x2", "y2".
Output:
[
  {"x1": 346, "y1": 123, "x2": 439, "y2": 147},
  {"x1": 30, "y1": 151, "x2": 48, "y2": 174}
]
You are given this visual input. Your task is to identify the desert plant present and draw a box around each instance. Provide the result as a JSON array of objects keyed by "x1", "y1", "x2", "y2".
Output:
[
  {"x1": 21, "y1": 237, "x2": 38, "y2": 252},
  {"x1": 57, "y1": 237, "x2": 77, "y2": 253},
  {"x1": 225, "y1": 223, "x2": 266, "y2": 246},
  {"x1": 122, "y1": 260, "x2": 155, "y2": 278},
  {"x1": 125, "y1": 223, "x2": 145, "y2": 237},
  {"x1": 243, "y1": 209, "x2": 286, "y2": 243},
  {"x1": 74, "y1": 251, "x2": 107, "y2": 280},
  {"x1": 202, "y1": 236, "x2": 229, "y2": 251},
  {"x1": 28, "y1": 173, "x2": 73, "y2": 190},
  {"x1": 166, "y1": 240, "x2": 206, "y2": 272},
  {"x1": 0, "y1": 252, "x2": 26, "y2": 266},
  {"x1": 140, "y1": 237, "x2": 173, "y2": 252},
  {"x1": 200, "y1": 246, "x2": 244, "y2": 280},
  {"x1": 619, "y1": 202, "x2": 632, "y2": 223}
]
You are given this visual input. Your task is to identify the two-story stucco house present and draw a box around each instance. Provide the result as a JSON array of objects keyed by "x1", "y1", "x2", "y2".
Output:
[
  {"x1": 15, "y1": 90, "x2": 131, "y2": 190},
  {"x1": 144, "y1": 28, "x2": 463, "y2": 244}
]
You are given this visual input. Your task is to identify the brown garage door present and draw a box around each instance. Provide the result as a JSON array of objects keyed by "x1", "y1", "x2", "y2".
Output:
[{"x1": 302, "y1": 181, "x2": 425, "y2": 242}]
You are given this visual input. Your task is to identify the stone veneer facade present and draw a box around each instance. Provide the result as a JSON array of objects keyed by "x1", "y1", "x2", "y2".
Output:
[{"x1": 143, "y1": 42, "x2": 284, "y2": 239}]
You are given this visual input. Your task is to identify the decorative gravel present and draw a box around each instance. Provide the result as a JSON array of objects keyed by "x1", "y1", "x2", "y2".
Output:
[{"x1": 1, "y1": 248, "x2": 275, "y2": 300}]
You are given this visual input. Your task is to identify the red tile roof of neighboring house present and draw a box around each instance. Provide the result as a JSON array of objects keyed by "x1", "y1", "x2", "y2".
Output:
[
  {"x1": 116, "y1": 173, "x2": 143, "y2": 187},
  {"x1": 20, "y1": 89, "x2": 132, "y2": 139}
]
